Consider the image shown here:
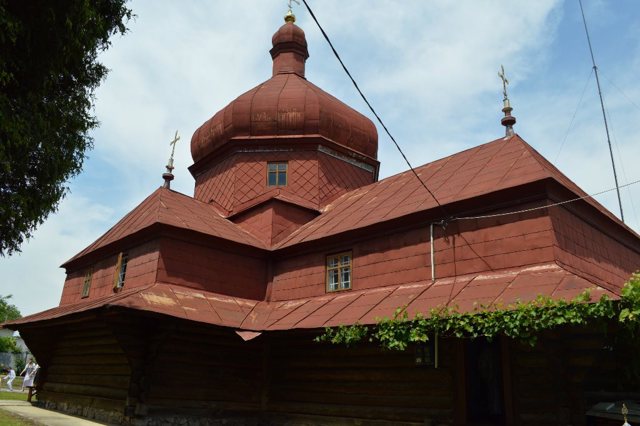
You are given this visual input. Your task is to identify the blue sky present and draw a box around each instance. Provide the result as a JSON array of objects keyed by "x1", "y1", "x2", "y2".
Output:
[{"x1": 3, "y1": 0, "x2": 640, "y2": 316}]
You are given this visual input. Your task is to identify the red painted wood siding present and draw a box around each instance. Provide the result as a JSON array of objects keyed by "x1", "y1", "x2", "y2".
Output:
[
  {"x1": 550, "y1": 207, "x2": 639, "y2": 290},
  {"x1": 232, "y1": 200, "x2": 318, "y2": 246},
  {"x1": 157, "y1": 238, "x2": 267, "y2": 299},
  {"x1": 60, "y1": 241, "x2": 160, "y2": 305},
  {"x1": 270, "y1": 210, "x2": 555, "y2": 301}
]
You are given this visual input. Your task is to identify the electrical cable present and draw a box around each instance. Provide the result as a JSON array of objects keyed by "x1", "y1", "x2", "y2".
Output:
[
  {"x1": 300, "y1": 0, "x2": 447, "y2": 213},
  {"x1": 298, "y1": 1, "x2": 637, "y2": 229},
  {"x1": 454, "y1": 178, "x2": 640, "y2": 221}
]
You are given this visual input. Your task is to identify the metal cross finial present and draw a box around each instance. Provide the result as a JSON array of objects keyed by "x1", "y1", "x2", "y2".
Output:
[
  {"x1": 284, "y1": 0, "x2": 300, "y2": 23},
  {"x1": 498, "y1": 65, "x2": 516, "y2": 136},
  {"x1": 169, "y1": 130, "x2": 180, "y2": 163},
  {"x1": 163, "y1": 130, "x2": 180, "y2": 189},
  {"x1": 498, "y1": 65, "x2": 509, "y2": 100},
  {"x1": 288, "y1": 0, "x2": 300, "y2": 12}
]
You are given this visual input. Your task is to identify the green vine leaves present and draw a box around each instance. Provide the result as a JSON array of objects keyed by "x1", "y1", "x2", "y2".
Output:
[
  {"x1": 316, "y1": 273, "x2": 640, "y2": 350},
  {"x1": 620, "y1": 272, "x2": 640, "y2": 332}
]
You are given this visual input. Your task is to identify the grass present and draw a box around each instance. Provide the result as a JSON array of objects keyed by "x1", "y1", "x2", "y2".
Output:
[
  {"x1": 0, "y1": 388, "x2": 37, "y2": 426},
  {"x1": 8, "y1": 378, "x2": 23, "y2": 388},
  {"x1": 0, "y1": 391, "x2": 28, "y2": 401},
  {"x1": 0, "y1": 409, "x2": 39, "y2": 425}
]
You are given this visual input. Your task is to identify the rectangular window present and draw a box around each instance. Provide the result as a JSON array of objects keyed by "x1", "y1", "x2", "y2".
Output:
[
  {"x1": 81, "y1": 269, "x2": 93, "y2": 298},
  {"x1": 113, "y1": 252, "x2": 128, "y2": 291},
  {"x1": 326, "y1": 251, "x2": 351, "y2": 292},
  {"x1": 267, "y1": 162, "x2": 287, "y2": 186}
]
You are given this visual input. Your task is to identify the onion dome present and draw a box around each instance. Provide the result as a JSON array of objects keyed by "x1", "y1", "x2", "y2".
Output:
[{"x1": 190, "y1": 17, "x2": 378, "y2": 163}]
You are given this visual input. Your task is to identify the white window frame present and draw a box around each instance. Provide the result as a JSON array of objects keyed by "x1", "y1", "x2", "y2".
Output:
[{"x1": 326, "y1": 251, "x2": 352, "y2": 292}]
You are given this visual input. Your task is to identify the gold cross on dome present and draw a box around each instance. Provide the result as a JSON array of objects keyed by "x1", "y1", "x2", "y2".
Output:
[
  {"x1": 288, "y1": 0, "x2": 300, "y2": 12},
  {"x1": 498, "y1": 65, "x2": 509, "y2": 100}
]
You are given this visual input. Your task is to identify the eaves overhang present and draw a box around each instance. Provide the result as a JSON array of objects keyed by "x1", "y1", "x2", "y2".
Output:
[{"x1": 4, "y1": 263, "x2": 619, "y2": 333}]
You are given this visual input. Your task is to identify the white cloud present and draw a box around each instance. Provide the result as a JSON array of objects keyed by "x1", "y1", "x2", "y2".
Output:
[{"x1": 1, "y1": 194, "x2": 114, "y2": 316}]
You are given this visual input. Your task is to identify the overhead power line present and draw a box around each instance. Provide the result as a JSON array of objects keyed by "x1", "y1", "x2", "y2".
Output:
[
  {"x1": 455, "y1": 178, "x2": 640, "y2": 221},
  {"x1": 300, "y1": 1, "x2": 635, "y2": 228},
  {"x1": 300, "y1": 0, "x2": 446, "y2": 213}
]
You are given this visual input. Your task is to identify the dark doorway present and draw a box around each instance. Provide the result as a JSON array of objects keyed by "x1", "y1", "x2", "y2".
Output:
[{"x1": 465, "y1": 338, "x2": 505, "y2": 425}]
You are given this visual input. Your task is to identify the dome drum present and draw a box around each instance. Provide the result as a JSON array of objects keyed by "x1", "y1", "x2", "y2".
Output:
[
  {"x1": 189, "y1": 134, "x2": 378, "y2": 180},
  {"x1": 193, "y1": 145, "x2": 377, "y2": 216}
]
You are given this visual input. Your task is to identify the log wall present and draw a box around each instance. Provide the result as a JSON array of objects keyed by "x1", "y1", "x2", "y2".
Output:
[
  {"x1": 98, "y1": 313, "x2": 457, "y2": 425},
  {"x1": 34, "y1": 316, "x2": 131, "y2": 424},
  {"x1": 20, "y1": 313, "x2": 639, "y2": 426},
  {"x1": 266, "y1": 331, "x2": 455, "y2": 425},
  {"x1": 507, "y1": 325, "x2": 635, "y2": 426},
  {"x1": 129, "y1": 320, "x2": 265, "y2": 425}
]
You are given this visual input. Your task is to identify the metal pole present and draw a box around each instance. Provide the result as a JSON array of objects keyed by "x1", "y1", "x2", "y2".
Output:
[
  {"x1": 430, "y1": 223, "x2": 435, "y2": 283},
  {"x1": 434, "y1": 331, "x2": 439, "y2": 369},
  {"x1": 578, "y1": 0, "x2": 625, "y2": 222}
]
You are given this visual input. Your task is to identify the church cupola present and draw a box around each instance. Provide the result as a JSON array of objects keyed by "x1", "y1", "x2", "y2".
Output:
[
  {"x1": 189, "y1": 12, "x2": 379, "y2": 245},
  {"x1": 270, "y1": 13, "x2": 309, "y2": 77}
]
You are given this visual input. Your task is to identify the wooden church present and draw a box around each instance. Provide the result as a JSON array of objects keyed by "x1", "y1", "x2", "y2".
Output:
[{"x1": 6, "y1": 9, "x2": 640, "y2": 426}]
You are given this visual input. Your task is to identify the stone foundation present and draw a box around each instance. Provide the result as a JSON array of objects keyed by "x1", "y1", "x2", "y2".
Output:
[{"x1": 38, "y1": 399, "x2": 125, "y2": 425}]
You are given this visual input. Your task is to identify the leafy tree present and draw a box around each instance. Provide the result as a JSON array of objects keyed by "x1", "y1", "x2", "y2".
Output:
[
  {"x1": 0, "y1": 337, "x2": 18, "y2": 353},
  {"x1": 0, "y1": 0, "x2": 132, "y2": 256},
  {"x1": 0, "y1": 295, "x2": 21, "y2": 353},
  {"x1": 0, "y1": 295, "x2": 20, "y2": 323},
  {"x1": 14, "y1": 356, "x2": 26, "y2": 375}
]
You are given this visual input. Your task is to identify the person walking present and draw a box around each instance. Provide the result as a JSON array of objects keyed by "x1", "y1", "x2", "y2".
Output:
[
  {"x1": 20, "y1": 358, "x2": 39, "y2": 391},
  {"x1": 2, "y1": 367, "x2": 16, "y2": 391}
]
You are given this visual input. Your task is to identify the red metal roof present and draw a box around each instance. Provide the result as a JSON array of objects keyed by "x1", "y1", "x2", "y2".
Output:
[
  {"x1": 64, "y1": 187, "x2": 267, "y2": 265},
  {"x1": 190, "y1": 22, "x2": 378, "y2": 164},
  {"x1": 6, "y1": 263, "x2": 617, "y2": 331},
  {"x1": 276, "y1": 135, "x2": 629, "y2": 248},
  {"x1": 24, "y1": 133, "x2": 634, "y2": 336},
  {"x1": 68, "y1": 135, "x2": 633, "y2": 268}
]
